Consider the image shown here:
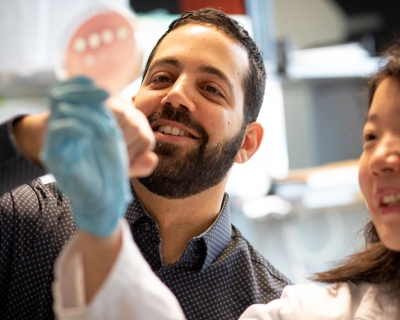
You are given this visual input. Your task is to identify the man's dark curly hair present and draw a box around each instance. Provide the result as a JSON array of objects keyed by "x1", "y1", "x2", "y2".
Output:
[{"x1": 142, "y1": 8, "x2": 266, "y2": 124}]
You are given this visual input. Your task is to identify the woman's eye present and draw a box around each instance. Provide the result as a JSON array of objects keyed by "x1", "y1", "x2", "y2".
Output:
[{"x1": 364, "y1": 133, "x2": 377, "y2": 142}]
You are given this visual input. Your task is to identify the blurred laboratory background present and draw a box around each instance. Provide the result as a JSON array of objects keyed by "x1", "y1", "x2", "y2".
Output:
[{"x1": 1, "y1": 0, "x2": 400, "y2": 284}]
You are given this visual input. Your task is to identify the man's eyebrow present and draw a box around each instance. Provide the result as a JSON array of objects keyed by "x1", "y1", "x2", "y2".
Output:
[
  {"x1": 147, "y1": 58, "x2": 234, "y2": 93},
  {"x1": 148, "y1": 57, "x2": 181, "y2": 73},
  {"x1": 199, "y1": 65, "x2": 234, "y2": 93}
]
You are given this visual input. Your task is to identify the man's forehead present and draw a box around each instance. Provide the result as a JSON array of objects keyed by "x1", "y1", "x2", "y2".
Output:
[
  {"x1": 158, "y1": 23, "x2": 244, "y2": 54},
  {"x1": 140, "y1": 22, "x2": 250, "y2": 102},
  {"x1": 152, "y1": 24, "x2": 248, "y2": 69}
]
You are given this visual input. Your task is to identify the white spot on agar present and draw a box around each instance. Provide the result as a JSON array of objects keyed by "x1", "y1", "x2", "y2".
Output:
[
  {"x1": 116, "y1": 26, "x2": 129, "y2": 41},
  {"x1": 102, "y1": 29, "x2": 114, "y2": 45},
  {"x1": 73, "y1": 37, "x2": 87, "y2": 53},
  {"x1": 88, "y1": 32, "x2": 101, "y2": 49},
  {"x1": 83, "y1": 54, "x2": 96, "y2": 67}
]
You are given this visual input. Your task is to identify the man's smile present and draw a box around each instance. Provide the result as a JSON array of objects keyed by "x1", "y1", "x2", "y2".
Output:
[
  {"x1": 157, "y1": 125, "x2": 191, "y2": 137},
  {"x1": 150, "y1": 117, "x2": 202, "y2": 142}
]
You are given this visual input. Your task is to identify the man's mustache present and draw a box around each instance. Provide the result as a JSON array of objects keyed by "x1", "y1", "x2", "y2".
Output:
[{"x1": 147, "y1": 105, "x2": 209, "y2": 144}]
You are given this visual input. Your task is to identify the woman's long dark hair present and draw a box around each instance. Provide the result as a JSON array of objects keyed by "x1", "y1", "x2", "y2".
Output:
[{"x1": 311, "y1": 44, "x2": 400, "y2": 296}]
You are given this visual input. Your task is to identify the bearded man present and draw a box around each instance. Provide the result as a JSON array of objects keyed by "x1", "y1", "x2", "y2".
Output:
[{"x1": 0, "y1": 8, "x2": 291, "y2": 320}]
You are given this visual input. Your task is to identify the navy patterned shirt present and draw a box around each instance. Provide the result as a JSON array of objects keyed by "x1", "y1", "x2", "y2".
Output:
[
  {"x1": 0, "y1": 120, "x2": 291, "y2": 320},
  {"x1": 126, "y1": 191, "x2": 291, "y2": 319},
  {"x1": 0, "y1": 117, "x2": 46, "y2": 193}
]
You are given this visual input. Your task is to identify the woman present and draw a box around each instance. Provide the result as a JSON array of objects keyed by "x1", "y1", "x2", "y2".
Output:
[{"x1": 239, "y1": 44, "x2": 400, "y2": 319}]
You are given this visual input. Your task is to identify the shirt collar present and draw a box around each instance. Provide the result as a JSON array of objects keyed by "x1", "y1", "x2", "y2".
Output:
[
  {"x1": 125, "y1": 185, "x2": 232, "y2": 271},
  {"x1": 124, "y1": 185, "x2": 150, "y2": 224},
  {"x1": 195, "y1": 193, "x2": 231, "y2": 271}
]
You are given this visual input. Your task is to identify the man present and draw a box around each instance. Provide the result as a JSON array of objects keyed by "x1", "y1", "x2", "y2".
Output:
[{"x1": 0, "y1": 8, "x2": 291, "y2": 320}]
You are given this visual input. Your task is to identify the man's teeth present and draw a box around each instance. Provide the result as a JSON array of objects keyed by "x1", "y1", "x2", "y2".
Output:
[
  {"x1": 382, "y1": 194, "x2": 400, "y2": 206},
  {"x1": 158, "y1": 125, "x2": 189, "y2": 137}
]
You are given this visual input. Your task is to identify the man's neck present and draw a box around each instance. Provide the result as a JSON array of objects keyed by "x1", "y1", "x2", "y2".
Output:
[{"x1": 131, "y1": 178, "x2": 228, "y2": 265}]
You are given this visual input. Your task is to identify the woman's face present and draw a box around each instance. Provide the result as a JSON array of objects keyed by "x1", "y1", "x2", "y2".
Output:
[{"x1": 359, "y1": 76, "x2": 400, "y2": 251}]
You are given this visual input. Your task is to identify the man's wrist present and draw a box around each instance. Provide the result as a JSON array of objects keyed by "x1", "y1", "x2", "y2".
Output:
[
  {"x1": 12, "y1": 112, "x2": 49, "y2": 166},
  {"x1": 78, "y1": 222, "x2": 123, "y2": 303}
]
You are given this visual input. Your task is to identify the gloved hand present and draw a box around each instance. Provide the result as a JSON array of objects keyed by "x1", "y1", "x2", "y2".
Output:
[{"x1": 41, "y1": 76, "x2": 132, "y2": 237}]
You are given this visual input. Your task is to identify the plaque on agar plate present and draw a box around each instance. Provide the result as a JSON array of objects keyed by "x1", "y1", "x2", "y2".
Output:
[{"x1": 58, "y1": 7, "x2": 142, "y2": 94}]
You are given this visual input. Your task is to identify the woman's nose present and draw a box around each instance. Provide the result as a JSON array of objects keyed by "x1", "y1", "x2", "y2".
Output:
[
  {"x1": 161, "y1": 77, "x2": 195, "y2": 112},
  {"x1": 370, "y1": 139, "x2": 400, "y2": 176}
]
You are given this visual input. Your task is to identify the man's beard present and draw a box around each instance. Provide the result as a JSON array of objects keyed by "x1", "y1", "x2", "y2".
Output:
[{"x1": 138, "y1": 105, "x2": 246, "y2": 199}]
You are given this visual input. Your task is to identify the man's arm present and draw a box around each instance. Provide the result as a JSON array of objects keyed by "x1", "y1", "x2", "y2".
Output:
[
  {"x1": 63, "y1": 92, "x2": 159, "y2": 305},
  {"x1": 43, "y1": 78, "x2": 184, "y2": 319},
  {"x1": 12, "y1": 112, "x2": 49, "y2": 166},
  {"x1": 0, "y1": 113, "x2": 48, "y2": 195},
  {"x1": 78, "y1": 226, "x2": 123, "y2": 303},
  {"x1": 0, "y1": 94, "x2": 155, "y2": 195},
  {"x1": 53, "y1": 221, "x2": 186, "y2": 320}
]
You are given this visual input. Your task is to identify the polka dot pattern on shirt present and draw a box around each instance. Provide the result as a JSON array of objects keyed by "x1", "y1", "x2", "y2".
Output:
[
  {"x1": 125, "y1": 190, "x2": 291, "y2": 320},
  {"x1": 0, "y1": 180, "x2": 77, "y2": 320},
  {"x1": 0, "y1": 119, "x2": 46, "y2": 196},
  {"x1": 0, "y1": 120, "x2": 291, "y2": 320}
]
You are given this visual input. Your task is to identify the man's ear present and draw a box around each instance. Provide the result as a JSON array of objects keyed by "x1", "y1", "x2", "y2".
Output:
[{"x1": 235, "y1": 122, "x2": 264, "y2": 164}]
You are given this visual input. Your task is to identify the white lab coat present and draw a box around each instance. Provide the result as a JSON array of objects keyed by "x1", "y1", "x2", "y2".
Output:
[{"x1": 53, "y1": 220, "x2": 399, "y2": 320}]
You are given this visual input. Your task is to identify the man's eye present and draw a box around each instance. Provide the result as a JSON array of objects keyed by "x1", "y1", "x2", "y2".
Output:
[
  {"x1": 204, "y1": 86, "x2": 220, "y2": 95},
  {"x1": 154, "y1": 75, "x2": 171, "y2": 82}
]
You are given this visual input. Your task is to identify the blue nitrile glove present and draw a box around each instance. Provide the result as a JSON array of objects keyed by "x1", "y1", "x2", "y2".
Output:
[{"x1": 41, "y1": 76, "x2": 132, "y2": 237}]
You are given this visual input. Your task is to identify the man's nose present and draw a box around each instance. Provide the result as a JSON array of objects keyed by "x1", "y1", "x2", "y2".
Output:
[
  {"x1": 370, "y1": 137, "x2": 400, "y2": 176},
  {"x1": 160, "y1": 76, "x2": 195, "y2": 112}
]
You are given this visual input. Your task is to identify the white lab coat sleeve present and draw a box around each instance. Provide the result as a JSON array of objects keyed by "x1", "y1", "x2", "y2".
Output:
[
  {"x1": 53, "y1": 219, "x2": 186, "y2": 320},
  {"x1": 238, "y1": 282, "x2": 359, "y2": 320}
]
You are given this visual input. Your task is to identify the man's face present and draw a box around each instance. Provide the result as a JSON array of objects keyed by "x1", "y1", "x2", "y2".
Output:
[{"x1": 133, "y1": 24, "x2": 250, "y2": 198}]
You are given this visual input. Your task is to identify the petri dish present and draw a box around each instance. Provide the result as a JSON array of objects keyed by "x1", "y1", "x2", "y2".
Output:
[{"x1": 56, "y1": 5, "x2": 143, "y2": 94}]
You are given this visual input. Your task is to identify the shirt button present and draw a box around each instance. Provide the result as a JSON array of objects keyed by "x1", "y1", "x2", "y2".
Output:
[{"x1": 143, "y1": 222, "x2": 151, "y2": 231}]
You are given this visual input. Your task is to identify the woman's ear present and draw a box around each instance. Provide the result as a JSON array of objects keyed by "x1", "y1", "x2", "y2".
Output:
[{"x1": 235, "y1": 122, "x2": 264, "y2": 164}]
